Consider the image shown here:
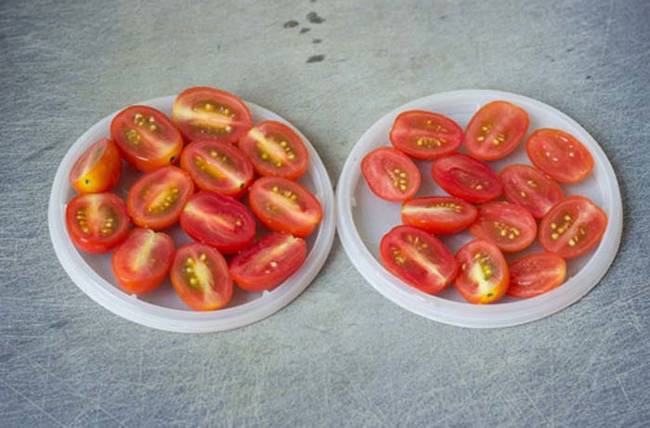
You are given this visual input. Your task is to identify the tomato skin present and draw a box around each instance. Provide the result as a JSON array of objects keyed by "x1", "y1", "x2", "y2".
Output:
[
  {"x1": 431, "y1": 154, "x2": 503, "y2": 203},
  {"x1": 389, "y1": 110, "x2": 463, "y2": 160},
  {"x1": 401, "y1": 197, "x2": 477, "y2": 234},
  {"x1": 380, "y1": 225, "x2": 458, "y2": 295},
  {"x1": 230, "y1": 233, "x2": 308, "y2": 292},
  {"x1": 526, "y1": 128, "x2": 594, "y2": 183},
  {"x1": 238, "y1": 121, "x2": 309, "y2": 180},
  {"x1": 111, "y1": 228, "x2": 175, "y2": 294},
  {"x1": 539, "y1": 196, "x2": 607, "y2": 259},
  {"x1": 69, "y1": 139, "x2": 122, "y2": 194},
  {"x1": 469, "y1": 201, "x2": 537, "y2": 252},
  {"x1": 500, "y1": 164, "x2": 564, "y2": 219},
  {"x1": 361, "y1": 147, "x2": 421, "y2": 202},
  {"x1": 454, "y1": 240, "x2": 509, "y2": 304},
  {"x1": 507, "y1": 252, "x2": 566, "y2": 298},
  {"x1": 463, "y1": 100, "x2": 529, "y2": 161},
  {"x1": 111, "y1": 105, "x2": 183, "y2": 172}
]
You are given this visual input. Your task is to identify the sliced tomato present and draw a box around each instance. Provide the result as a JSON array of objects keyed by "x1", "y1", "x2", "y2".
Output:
[
  {"x1": 69, "y1": 139, "x2": 121, "y2": 194},
  {"x1": 238, "y1": 121, "x2": 309, "y2": 180},
  {"x1": 249, "y1": 177, "x2": 323, "y2": 238},
  {"x1": 507, "y1": 252, "x2": 566, "y2": 298},
  {"x1": 111, "y1": 228, "x2": 175, "y2": 294},
  {"x1": 389, "y1": 110, "x2": 463, "y2": 159},
  {"x1": 170, "y1": 243, "x2": 232, "y2": 311},
  {"x1": 539, "y1": 196, "x2": 607, "y2": 259},
  {"x1": 65, "y1": 193, "x2": 130, "y2": 253},
  {"x1": 463, "y1": 100, "x2": 529, "y2": 161},
  {"x1": 380, "y1": 225, "x2": 457, "y2": 295},
  {"x1": 500, "y1": 164, "x2": 564, "y2": 218},
  {"x1": 431, "y1": 153, "x2": 502, "y2": 203},
  {"x1": 230, "y1": 233, "x2": 307, "y2": 292},
  {"x1": 454, "y1": 240, "x2": 509, "y2": 304},
  {"x1": 469, "y1": 201, "x2": 537, "y2": 252},
  {"x1": 172, "y1": 86, "x2": 252, "y2": 144},
  {"x1": 180, "y1": 139, "x2": 253, "y2": 197},
  {"x1": 127, "y1": 166, "x2": 194, "y2": 230},
  {"x1": 526, "y1": 128, "x2": 594, "y2": 183},
  {"x1": 361, "y1": 147, "x2": 421, "y2": 202},
  {"x1": 401, "y1": 197, "x2": 477, "y2": 234},
  {"x1": 111, "y1": 105, "x2": 183, "y2": 172},
  {"x1": 180, "y1": 191, "x2": 256, "y2": 254}
]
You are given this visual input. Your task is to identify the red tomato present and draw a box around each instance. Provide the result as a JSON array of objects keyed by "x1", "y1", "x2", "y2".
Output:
[
  {"x1": 469, "y1": 201, "x2": 537, "y2": 252},
  {"x1": 249, "y1": 177, "x2": 323, "y2": 238},
  {"x1": 238, "y1": 121, "x2": 309, "y2": 180},
  {"x1": 180, "y1": 139, "x2": 254, "y2": 198},
  {"x1": 389, "y1": 110, "x2": 463, "y2": 159},
  {"x1": 170, "y1": 243, "x2": 232, "y2": 311},
  {"x1": 69, "y1": 139, "x2": 121, "y2": 194},
  {"x1": 172, "y1": 86, "x2": 252, "y2": 144},
  {"x1": 431, "y1": 154, "x2": 502, "y2": 203},
  {"x1": 230, "y1": 233, "x2": 308, "y2": 292},
  {"x1": 180, "y1": 191, "x2": 256, "y2": 254},
  {"x1": 111, "y1": 105, "x2": 183, "y2": 172},
  {"x1": 507, "y1": 252, "x2": 566, "y2": 298},
  {"x1": 500, "y1": 164, "x2": 564, "y2": 219},
  {"x1": 127, "y1": 166, "x2": 194, "y2": 230},
  {"x1": 401, "y1": 197, "x2": 477, "y2": 234},
  {"x1": 526, "y1": 128, "x2": 594, "y2": 183},
  {"x1": 361, "y1": 147, "x2": 421, "y2": 202},
  {"x1": 380, "y1": 225, "x2": 458, "y2": 295},
  {"x1": 454, "y1": 240, "x2": 509, "y2": 304},
  {"x1": 539, "y1": 196, "x2": 607, "y2": 259},
  {"x1": 463, "y1": 100, "x2": 529, "y2": 161},
  {"x1": 65, "y1": 193, "x2": 130, "y2": 253},
  {"x1": 111, "y1": 228, "x2": 175, "y2": 294}
]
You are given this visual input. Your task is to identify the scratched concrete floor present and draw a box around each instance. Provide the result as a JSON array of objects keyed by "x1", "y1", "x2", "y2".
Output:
[{"x1": 1, "y1": 0, "x2": 649, "y2": 426}]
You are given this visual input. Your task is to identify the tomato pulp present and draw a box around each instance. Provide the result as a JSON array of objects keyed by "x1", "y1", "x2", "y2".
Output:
[
  {"x1": 389, "y1": 110, "x2": 463, "y2": 159},
  {"x1": 66, "y1": 193, "x2": 130, "y2": 253},
  {"x1": 69, "y1": 138, "x2": 122, "y2": 194},
  {"x1": 361, "y1": 147, "x2": 421, "y2": 202},
  {"x1": 431, "y1": 153, "x2": 503, "y2": 203}
]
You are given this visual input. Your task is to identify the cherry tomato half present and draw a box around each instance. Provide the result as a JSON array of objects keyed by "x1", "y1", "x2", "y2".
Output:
[
  {"x1": 66, "y1": 193, "x2": 130, "y2": 253},
  {"x1": 401, "y1": 197, "x2": 477, "y2": 234},
  {"x1": 431, "y1": 153, "x2": 502, "y2": 203},
  {"x1": 507, "y1": 252, "x2": 567, "y2": 298},
  {"x1": 539, "y1": 196, "x2": 607, "y2": 259},
  {"x1": 463, "y1": 100, "x2": 529, "y2": 161},
  {"x1": 361, "y1": 147, "x2": 421, "y2": 202},
  {"x1": 111, "y1": 105, "x2": 183, "y2": 172},
  {"x1": 380, "y1": 225, "x2": 458, "y2": 295},
  {"x1": 455, "y1": 240, "x2": 509, "y2": 304},
  {"x1": 389, "y1": 110, "x2": 463, "y2": 160},
  {"x1": 500, "y1": 164, "x2": 564, "y2": 219},
  {"x1": 69, "y1": 139, "x2": 121, "y2": 194},
  {"x1": 526, "y1": 128, "x2": 594, "y2": 184},
  {"x1": 127, "y1": 166, "x2": 194, "y2": 230},
  {"x1": 239, "y1": 121, "x2": 309, "y2": 180},
  {"x1": 469, "y1": 201, "x2": 537, "y2": 252}
]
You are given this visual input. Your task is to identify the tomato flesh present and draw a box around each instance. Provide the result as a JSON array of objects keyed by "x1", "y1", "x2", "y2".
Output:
[
  {"x1": 469, "y1": 201, "x2": 537, "y2": 252},
  {"x1": 431, "y1": 153, "x2": 502, "y2": 203},
  {"x1": 526, "y1": 128, "x2": 594, "y2": 183},
  {"x1": 500, "y1": 164, "x2": 564, "y2": 219},
  {"x1": 401, "y1": 197, "x2": 477, "y2": 234},
  {"x1": 361, "y1": 147, "x2": 421, "y2": 202},
  {"x1": 66, "y1": 193, "x2": 130, "y2": 253},
  {"x1": 455, "y1": 240, "x2": 509, "y2": 304},
  {"x1": 508, "y1": 252, "x2": 566, "y2": 298},
  {"x1": 389, "y1": 110, "x2": 463, "y2": 159},
  {"x1": 69, "y1": 139, "x2": 121, "y2": 194}
]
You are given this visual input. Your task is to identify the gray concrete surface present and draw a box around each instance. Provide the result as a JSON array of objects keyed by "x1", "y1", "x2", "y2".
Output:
[{"x1": 1, "y1": 0, "x2": 649, "y2": 426}]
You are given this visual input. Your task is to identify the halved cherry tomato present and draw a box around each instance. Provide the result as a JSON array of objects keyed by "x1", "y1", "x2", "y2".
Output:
[
  {"x1": 127, "y1": 166, "x2": 194, "y2": 230},
  {"x1": 172, "y1": 86, "x2": 252, "y2": 144},
  {"x1": 238, "y1": 121, "x2": 309, "y2": 180},
  {"x1": 389, "y1": 111, "x2": 463, "y2": 159},
  {"x1": 401, "y1": 197, "x2": 477, "y2": 234},
  {"x1": 380, "y1": 226, "x2": 457, "y2": 295},
  {"x1": 454, "y1": 240, "x2": 509, "y2": 304},
  {"x1": 526, "y1": 128, "x2": 594, "y2": 183},
  {"x1": 469, "y1": 201, "x2": 537, "y2": 252},
  {"x1": 180, "y1": 192, "x2": 256, "y2": 254},
  {"x1": 500, "y1": 164, "x2": 564, "y2": 219},
  {"x1": 111, "y1": 105, "x2": 183, "y2": 172},
  {"x1": 111, "y1": 228, "x2": 175, "y2": 294},
  {"x1": 539, "y1": 196, "x2": 607, "y2": 259},
  {"x1": 230, "y1": 233, "x2": 307, "y2": 292},
  {"x1": 508, "y1": 252, "x2": 566, "y2": 298},
  {"x1": 65, "y1": 193, "x2": 130, "y2": 253},
  {"x1": 249, "y1": 177, "x2": 323, "y2": 238},
  {"x1": 361, "y1": 147, "x2": 421, "y2": 202},
  {"x1": 69, "y1": 139, "x2": 121, "y2": 194},
  {"x1": 180, "y1": 139, "x2": 253, "y2": 197},
  {"x1": 170, "y1": 243, "x2": 232, "y2": 311},
  {"x1": 463, "y1": 101, "x2": 529, "y2": 161},
  {"x1": 431, "y1": 154, "x2": 502, "y2": 203}
]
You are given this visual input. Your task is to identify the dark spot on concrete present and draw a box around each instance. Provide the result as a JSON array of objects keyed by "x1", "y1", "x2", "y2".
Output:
[
  {"x1": 50, "y1": 320, "x2": 68, "y2": 329},
  {"x1": 300, "y1": 27, "x2": 311, "y2": 34},
  {"x1": 310, "y1": 0, "x2": 316, "y2": 2},
  {"x1": 566, "y1": 47, "x2": 575, "y2": 52},
  {"x1": 440, "y1": 15, "x2": 447, "y2": 20},
  {"x1": 307, "y1": 12, "x2": 325, "y2": 24},
  {"x1": 283, "y1": 20, "x2": 299, "y2": 29},
  {"x1": 313, "y1": 38, "x2": 322, "y2": 44},
  {"x1": 307, "y1": 54, "x2": 325, "y2": 63},
  {"x1": 586, "y1": 75, "x2": 592, "y2": 80},
  {"x1": 0, "y1": 352, "x2": 14, "y2": 363}
]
